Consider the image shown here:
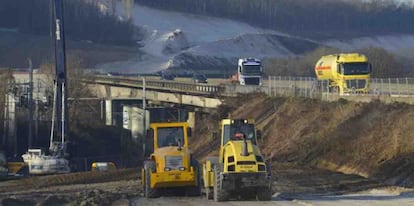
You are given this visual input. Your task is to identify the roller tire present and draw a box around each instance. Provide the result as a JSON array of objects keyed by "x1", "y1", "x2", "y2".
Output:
[
  {"x1": 256, "y1": 186, "x2": 272, "y2": 201},
  {"x1": 186, "y1": 158, "x2": 201, "y2": 196},
  {"x1": 213, "y1": 164, "x2": 228, "y2": 202},
  {"x1": 205, "y1": 187, "x2": 213, "y2": 200},
  {"x1": 257, "y1": 161, "x2": 273, "y2": 201}
]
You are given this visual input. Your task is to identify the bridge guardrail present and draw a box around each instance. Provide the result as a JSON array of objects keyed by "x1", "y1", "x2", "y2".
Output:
[
  {"x1": 266, "y1": 76, "x2": 414, "y2": 98},
  {"x1": 83, "y1": 75, "x2": 414, "y2": 102},
  {"x1": 84, "y1": 76, "x2": 225, "y2": 97}
]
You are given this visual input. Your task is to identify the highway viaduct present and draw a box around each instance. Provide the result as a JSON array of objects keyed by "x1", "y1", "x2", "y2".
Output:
[
  {"x1": 10, "y1": 73, "x2": 414, "y2": 141},
  {"x1": 83, "y1": 76, "x2": 229, "y2": 140},
  {"x1": 82, "y1": 75, "x2": 414, "y2": 139}
]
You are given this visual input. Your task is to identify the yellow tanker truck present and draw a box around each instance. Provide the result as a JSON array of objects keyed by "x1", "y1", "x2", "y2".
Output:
[
  {"x1": 202, "y1": 119, "x2": 272, "y2": 201},
  {"x1": 141, "y1": 122, "x2": 200, "y2": 198},
  {"x1": 315, "y1": 53, "x2": 372, "y2": 95}
]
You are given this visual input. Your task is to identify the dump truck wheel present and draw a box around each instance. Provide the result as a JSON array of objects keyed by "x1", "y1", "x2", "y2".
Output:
[
  {"x1": 213, "y1": 165, "x2": 227, "y2": 202},
  {"x1": 144, "y1": 161, "x2": 157, "y2": 198},
  {"x1": 186, "y1": 158, "x2": 201, "y2": 196}
]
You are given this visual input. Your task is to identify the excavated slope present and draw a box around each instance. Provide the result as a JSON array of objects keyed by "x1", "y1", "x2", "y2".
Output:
[{"x1": 192, "y1": 94, "x2": 414, "y2": 187}]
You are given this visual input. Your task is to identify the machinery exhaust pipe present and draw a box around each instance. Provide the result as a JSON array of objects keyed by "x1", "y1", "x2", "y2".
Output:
[{"x1": 240, "y1": 138, "x2": 248, "y2": 156}]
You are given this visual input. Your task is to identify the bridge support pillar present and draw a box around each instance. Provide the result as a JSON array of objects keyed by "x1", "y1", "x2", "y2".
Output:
[
  {"x1": 105, "y1": 99, "x2": 112, "y2": 126},
  {"x1": 187, "y1": 111, "x2": 195, "y2": 129},
  {"x1": 123, "y1": 105, "x2": 149, "y2": 141}
]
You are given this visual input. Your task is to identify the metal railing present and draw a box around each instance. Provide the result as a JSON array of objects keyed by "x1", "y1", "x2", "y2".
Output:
[
  {"x1": 266, "y1": 76, "x2": 414, "y2": 98},
  {"x1": 266, "y1": 76, "x2": 320, "y2": 98},
  {"x1": 88, "y1": 76, "x2": 224, "y2": 97},
  {"x1": 85, "y1": 75, "x2": 414, "y2": 101},
  {"x1": 370, "y1": 77, "x2": 414, "y2": 96}
]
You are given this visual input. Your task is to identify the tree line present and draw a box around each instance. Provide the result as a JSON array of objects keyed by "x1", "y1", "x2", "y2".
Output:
[
  {"x1": 264, "y1": 46, "x2": 409, "y2": 78},
  {"x1": 0, "y1": 0, "x2": 136, "y2": 45},
  {"x1": 135, "y1": 0, "x2": 414, "y2": 38}
]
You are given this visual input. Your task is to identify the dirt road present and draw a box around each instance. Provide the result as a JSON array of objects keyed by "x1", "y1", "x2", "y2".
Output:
[
  {"x1": 2, "y1": 167, "x2": 414, "y2": 206},
  {"x1": 133, "y1": 165, "x2": 414, "y2": 206},
  {"x1": 132, "y1": 189, "x2": 414, "y2": 206}
]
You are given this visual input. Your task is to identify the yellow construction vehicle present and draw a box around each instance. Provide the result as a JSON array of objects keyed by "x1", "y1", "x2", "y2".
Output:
[
  {"x1": 202, "y1": 119, "x2": 272, "y2": 201},
  {"x1": 141, "y1": 122, "x2": 200, "y2": 198},
  {"x1": 91, "y1": 162, "x2": 117, "y2": 172},
  {"x1": 315, "y1": 53, "x2": 372, "y2": 95},
  {"x1": 7, "y1": 162, "x2": 27, "y2": 175}
]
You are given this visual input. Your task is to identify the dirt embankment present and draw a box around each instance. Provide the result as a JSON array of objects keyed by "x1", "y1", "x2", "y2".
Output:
[
  {"x1": 191, "y1": 94, "x2": 414, "y2": 187},
  {"x1": 0, "y1": 169, "x2": 140, "y2": 206}
]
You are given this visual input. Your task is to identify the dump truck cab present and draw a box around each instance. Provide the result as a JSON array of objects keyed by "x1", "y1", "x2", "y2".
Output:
[
  {"x1": 202, "y1": 119, "x2": 272, "y2": 201},
  {"x1": 141, "y1": 122, "x2": 200, "y2": 198}
]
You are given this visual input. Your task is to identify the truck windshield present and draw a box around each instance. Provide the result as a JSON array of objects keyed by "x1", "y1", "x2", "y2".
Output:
[
  {"x1": 157, "y1": 127, "x2": 184, "y2": 147},
  {"x1": 223, "y1": 124, "x2": 256, "y2": 144},
  {"x1": 241, "y1": 65, "x2": 262, "y2": 75},
  {"x1": 342, "y1": 63, "x2": 370, "y2": 75}
]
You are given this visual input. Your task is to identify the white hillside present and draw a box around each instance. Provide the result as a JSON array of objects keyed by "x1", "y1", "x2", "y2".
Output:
[
  {"x1": 97, "y1": 3, "x2": 301, "y2": 74},
  {"x1": 97, "y1": 2, "x2": 414, "y2": 74}
]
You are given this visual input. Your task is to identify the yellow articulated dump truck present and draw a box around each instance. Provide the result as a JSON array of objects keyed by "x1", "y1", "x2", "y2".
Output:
[
  {"x1": 315, "y1": 53, "x2": 372, "y2": 95},
  {"x1": 141, "y1": 122, "x2": 200, "y2": 198},
  {"x1": 202, "y1": 119, "x2": 272, "y2": 201}
]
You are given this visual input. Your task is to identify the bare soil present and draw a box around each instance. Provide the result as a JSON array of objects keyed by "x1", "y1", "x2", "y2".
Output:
[
  {"x1": 3, "y1": 95, "x2": 414, "y2": 205},
  {"x1": 0, "y1": 164, "x2": 384, "y2": 206},
  {"x1": 191, "y1": 95, "x2": 414, "y2": 187},
  {"x1": 0, "y1": 169, "x2": 140, "y2": 206}
]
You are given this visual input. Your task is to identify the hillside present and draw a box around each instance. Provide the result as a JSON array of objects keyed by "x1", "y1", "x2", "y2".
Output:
[
  {"x1": 0, "y1": 31, "x2": 139, "y2": 69},
  {"x1": 134, "y1": 0, "x2": 414, "y2": 38},
  {"x1": 96, "y1": 2, "x2": 414, "y2": 76},
  {"x1": 0, "y1": 0, "x2": 136, "y2": 45},
  {"x1": 192, "y1": 94, "x2": 414, "y2": 187}
]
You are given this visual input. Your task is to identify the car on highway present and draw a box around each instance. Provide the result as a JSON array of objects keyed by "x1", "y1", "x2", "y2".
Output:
[
  {"x1": 160, "y1": 71, "x2": 176, "y2": 81},
  {"x1": 192, "y1": 73, "x2": 208, "y2": 84}
]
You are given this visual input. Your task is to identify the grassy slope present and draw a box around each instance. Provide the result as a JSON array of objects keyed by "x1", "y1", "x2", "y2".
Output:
[{"x1": 191, "y1": 95, "x2": 414, "y2": 186}]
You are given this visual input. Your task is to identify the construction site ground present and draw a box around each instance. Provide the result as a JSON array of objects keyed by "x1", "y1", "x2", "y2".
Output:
[
  {"x1": 1, "y1": 165, "x2": 414, "y2": 206},
  {"x1": 2, "y1": 95, "x2": 414, "y2": 205}
]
